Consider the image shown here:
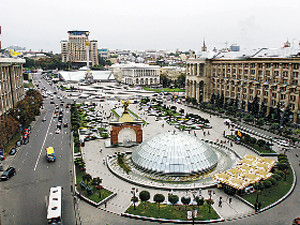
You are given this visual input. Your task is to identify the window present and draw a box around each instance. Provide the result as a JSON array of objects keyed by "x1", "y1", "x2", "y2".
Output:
[
  {"x1": 283, "y1": 63, "x2": 289, "y2": 69},
  {"x1": 293, "y1": 72, "x2": 298, "y2": 78}
]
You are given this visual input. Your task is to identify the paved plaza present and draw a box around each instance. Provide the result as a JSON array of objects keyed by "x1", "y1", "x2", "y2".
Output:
[{"x1": 66, "y1": 83, "x2": 292, "y2": 224}]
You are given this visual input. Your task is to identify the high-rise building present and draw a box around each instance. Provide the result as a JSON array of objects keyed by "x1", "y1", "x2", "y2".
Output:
[
  {"x1": 186, "y1": 47, "x2": 300, "y2": 124},
  {"x1": 0, "y1": 58, "x2": 26, "y2": 117},
  {"x1": 61, "y1": 31, "x2": 99, "y2": 68}
]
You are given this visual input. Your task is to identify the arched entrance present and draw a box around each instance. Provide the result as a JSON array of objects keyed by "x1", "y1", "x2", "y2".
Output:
[{"x1": 110, "y1": 123, "x2": 143, "y2": 146}]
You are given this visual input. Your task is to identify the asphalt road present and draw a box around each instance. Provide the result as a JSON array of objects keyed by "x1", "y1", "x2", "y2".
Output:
[{"x1": 0, "y1": 75, "x2": 75, "y2": 225}]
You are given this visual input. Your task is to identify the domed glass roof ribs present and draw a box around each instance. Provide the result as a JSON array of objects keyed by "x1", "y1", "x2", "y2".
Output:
[{"x1": 131, "y1": 132, "x2": 218, "y2": 176}]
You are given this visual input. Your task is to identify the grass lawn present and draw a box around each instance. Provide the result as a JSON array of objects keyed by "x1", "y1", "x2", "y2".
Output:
[
  {"x1": 126, "y1": 202, "x2": 219, "y2": 220},
  {"x1": 241, "y1": 167, "x2": 293, "y2": 208},
  {"x1": 143, "y1": 87, "x2": 185, "y2": 92},
  {"x1": 75, "y1": 167, "x2": 113, "y2": 203}
]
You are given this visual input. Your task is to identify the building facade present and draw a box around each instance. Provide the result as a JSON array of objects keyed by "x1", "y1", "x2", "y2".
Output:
[
  {"x1": 186, "y1": 48, "x2": 300, "y2": 123},
  {"x1": 61, "y1": 31, "x2": 99, "y2": 67},
  {"x1": 112, "y1": 63, "x2": 160, "y2": 86},
  {"x1": 0, "y1": 58, "x2": 25, "y2": 117}
]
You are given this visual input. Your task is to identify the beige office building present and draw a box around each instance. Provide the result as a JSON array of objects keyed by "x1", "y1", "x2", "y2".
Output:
[
  {"x1": 0, "y1": 58, "x2": 25, "y2": 117},
  {"x1": 186, "y1": 47, "x2": 300, "y2": 123},
  {"x1": 61, "y1": 31, "x2": 99, "y2": 67}
]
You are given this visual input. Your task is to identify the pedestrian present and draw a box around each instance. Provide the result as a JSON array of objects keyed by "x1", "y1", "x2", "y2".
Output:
[
  {"x1": 162, "y1": 123, "x2": 164, "y2": 128},
  {"x1": 194, "y1": 131, "x2": 197, "y2": 137},
  {"x1": 218, "y1": 199, "x2": 222, "y2": 208},
  {"x1": 100, "y1": 148, "x2": 103, "y2": 153},
  {"x1": 104, "y1": 200, "x2": 107, "y2": 208},
  {"x1": 207, "y1": 131, "x2": 210, "y2": 135},
  {"x1": 229, "y1": 197, "x2": 232, "y2": 204},
  {"x1": 230, "y1": 142, "x2": 233, "y2": 147},
  {"x1": 203, "y1": 131, "x2": 206, "y2": 136}
]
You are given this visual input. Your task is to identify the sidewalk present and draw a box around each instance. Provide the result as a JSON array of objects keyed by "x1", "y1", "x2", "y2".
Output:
[{"x1": 78, "y1": 100, "x2": 255, "y2": 223}]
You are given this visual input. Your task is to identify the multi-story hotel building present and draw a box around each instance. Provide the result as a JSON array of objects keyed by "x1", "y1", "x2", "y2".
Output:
[
  {"x1": 61, "y1": 31, "x2": 99, "y2": 68},
  {"x1": 0, "y1": 58, "x2": 25, "y2": 117},
  {"x1": 186, "y1": 47, "x2": 300, "y2": 124}
]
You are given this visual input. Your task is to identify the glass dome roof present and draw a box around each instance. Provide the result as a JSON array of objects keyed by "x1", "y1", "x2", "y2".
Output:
[{"x1": 131, "y1": 132, "x2": 218, "y2": 176}]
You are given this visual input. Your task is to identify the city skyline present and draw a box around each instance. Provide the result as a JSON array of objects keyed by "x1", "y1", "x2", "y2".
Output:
[{"x1": 1, "y1": 0, "x2": 300, "y2": 53}]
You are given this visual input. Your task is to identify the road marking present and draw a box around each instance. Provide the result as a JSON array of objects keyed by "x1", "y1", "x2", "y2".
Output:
[{"x1": 33, "y1": 116, "x2": 53, "y2": 171}]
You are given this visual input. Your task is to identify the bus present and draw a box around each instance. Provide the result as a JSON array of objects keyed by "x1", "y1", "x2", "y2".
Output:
[
  {"x1": 47, "y1": 186, "x2": 62, "y2": 225},
  {"x1": 46, "y1": 147, "x2": 56, "y2": 162}
]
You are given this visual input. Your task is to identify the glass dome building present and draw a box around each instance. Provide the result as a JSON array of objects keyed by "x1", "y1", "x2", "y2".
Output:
[{"x1": 131, "y1": 132, "x2": 218, "y2": 176}]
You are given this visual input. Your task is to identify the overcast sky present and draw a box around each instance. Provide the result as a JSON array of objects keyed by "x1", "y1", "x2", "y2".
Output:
[{"x1": 1, "y1": 0, "x2": 300, "y2": 53}]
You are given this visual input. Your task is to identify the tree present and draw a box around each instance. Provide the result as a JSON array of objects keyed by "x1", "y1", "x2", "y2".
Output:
[
  {"x1": 24, "y1": 57, "x2": 36, "y2": 69},
  {"x1": 153, "y1": 194, "x2": 165, "y2": 209},
  {"x1": 160, "y1": 74, "x2": 171, "y2": 88},
  {"x1": 281, "y1": 105, "x2": 292, "y2": 126},
  {"x1": 251, "y1": 95, "x2": 259, "y2": 117},
  {"x1": 176, "y1": 74, "x2": 186, "y2": 88},
  {"x1": 259, "y1": 101, "x2": 267, "y2": 118},
  {"x1": 210, "y1": 93, "x2": 216, "y2": 105},
  {"x1": 82, "y1": 173, "x2": 92, "y2": 185},
  {"x1": 139, "y1": 191, "x2": 150, "y2": 208},
  {"x1": 181, "y1": 196, "x2": 191, "y2": 210},
  {"x1": 168, "y1": 194, "x2": 179, "y2": 206},
  {"x1": 195, "y1": 196, "x2": 204, "y2": 209},
  {"x1": 256, "y1": 118, "x2": 265, "y2": 127}
]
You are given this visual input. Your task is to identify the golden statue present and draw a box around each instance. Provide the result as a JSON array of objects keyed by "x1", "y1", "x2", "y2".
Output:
[{"x1": 120, "y1": 100, "x2": 131, "y2": 111}]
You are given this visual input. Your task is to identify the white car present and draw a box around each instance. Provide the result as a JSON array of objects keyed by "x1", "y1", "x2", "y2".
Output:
[{"x1": 55, "y1": 129, "x2": 61, "y2": 134}]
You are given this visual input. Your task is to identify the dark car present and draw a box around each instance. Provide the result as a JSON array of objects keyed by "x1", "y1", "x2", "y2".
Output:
[
  {"x1": 0, "y1": 167, "x2": 16, "y2": 180},
  {"x1": 9, "y1": 148, "x2": 16, "y2": 155},
  {"x1": 63, "y1": 122, "x2": 68, "y2": 127}
]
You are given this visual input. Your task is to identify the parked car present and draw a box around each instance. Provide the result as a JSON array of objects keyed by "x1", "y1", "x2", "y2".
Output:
[
  {"x1": 9, "y1": 148, "x2": 16, "y2": 155},
  {"x1": 55, "y1": 129, "x2": 61, "y2": 134},
  {"x1": 63, "y1": 123, "x2": 68, "y2": 127},
  {"x1": 0, "y1": 167, "x2": 16, "y2": 180}
]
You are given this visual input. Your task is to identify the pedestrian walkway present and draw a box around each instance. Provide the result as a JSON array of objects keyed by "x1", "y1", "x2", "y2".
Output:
[{"x1": 78, "y1": 100, "x2": 256, "y2": 223}]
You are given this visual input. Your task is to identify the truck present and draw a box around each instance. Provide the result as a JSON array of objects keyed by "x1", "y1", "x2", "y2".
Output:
[{"x1": 46, "y1": 147, "x2": 56, "y2": 162}]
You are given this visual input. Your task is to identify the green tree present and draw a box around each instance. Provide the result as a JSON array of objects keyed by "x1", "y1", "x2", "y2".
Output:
[
  {"x1": 195, "y1": 196, "x2": 204, "y2": 209},
  {"x1": 259, "y1": 101, "x2": 267, "y2": 118},
  {"x1": 168, "y1": 194, "x2": 179, "y2": 206},
  {"x1": 251, "y1": 95, "x2": 259, "y2": 117},
  {"x1": 24, "y1": 57, "x2": 36, "y2": 69},
  {"x1": 139, "y1": 191, "x2": 150, "y2": 208},
  {"x1": 175, "y1": 74, "x2": 186, "y2": 88},
  {"x1": 281, "y1": 105, "x2": 292, "y2": 126},
  {"x1": 153, "y1": 194, "x2": 165, "y2": 209},
  {"x1": 181, "y1": 196, "x2": 191, "y2": 210},
  {"x1": 256, "y1": 118, "x2": 265, "y2": 127}
]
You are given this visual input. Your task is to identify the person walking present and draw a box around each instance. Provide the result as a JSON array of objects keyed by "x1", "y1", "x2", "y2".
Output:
[
  {"x1": 104, "y1": 200, "x2": 107, "y2": 208},
  {"x1": 100, "y1": 148, "x2": 103, "y2": 153},
  {"x1": 229, "y1": 197, "x2": 232, "y2": 204}
]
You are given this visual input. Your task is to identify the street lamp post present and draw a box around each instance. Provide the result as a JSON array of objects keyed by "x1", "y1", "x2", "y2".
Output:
[
  {"x1": 208, "y1": 190, "x2": 212, "y2": 214},
  {"x1": 190, "y1": 189, "x2": 199, "y2": 225},
  {"x1": 131, "y1": 187, "x2": 138, "y2": 210}
]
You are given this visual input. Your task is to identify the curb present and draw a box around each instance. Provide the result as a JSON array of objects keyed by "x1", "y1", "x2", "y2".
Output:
[{"x1": 121, "y1": 212, "x2": 225, "y2": 224}]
